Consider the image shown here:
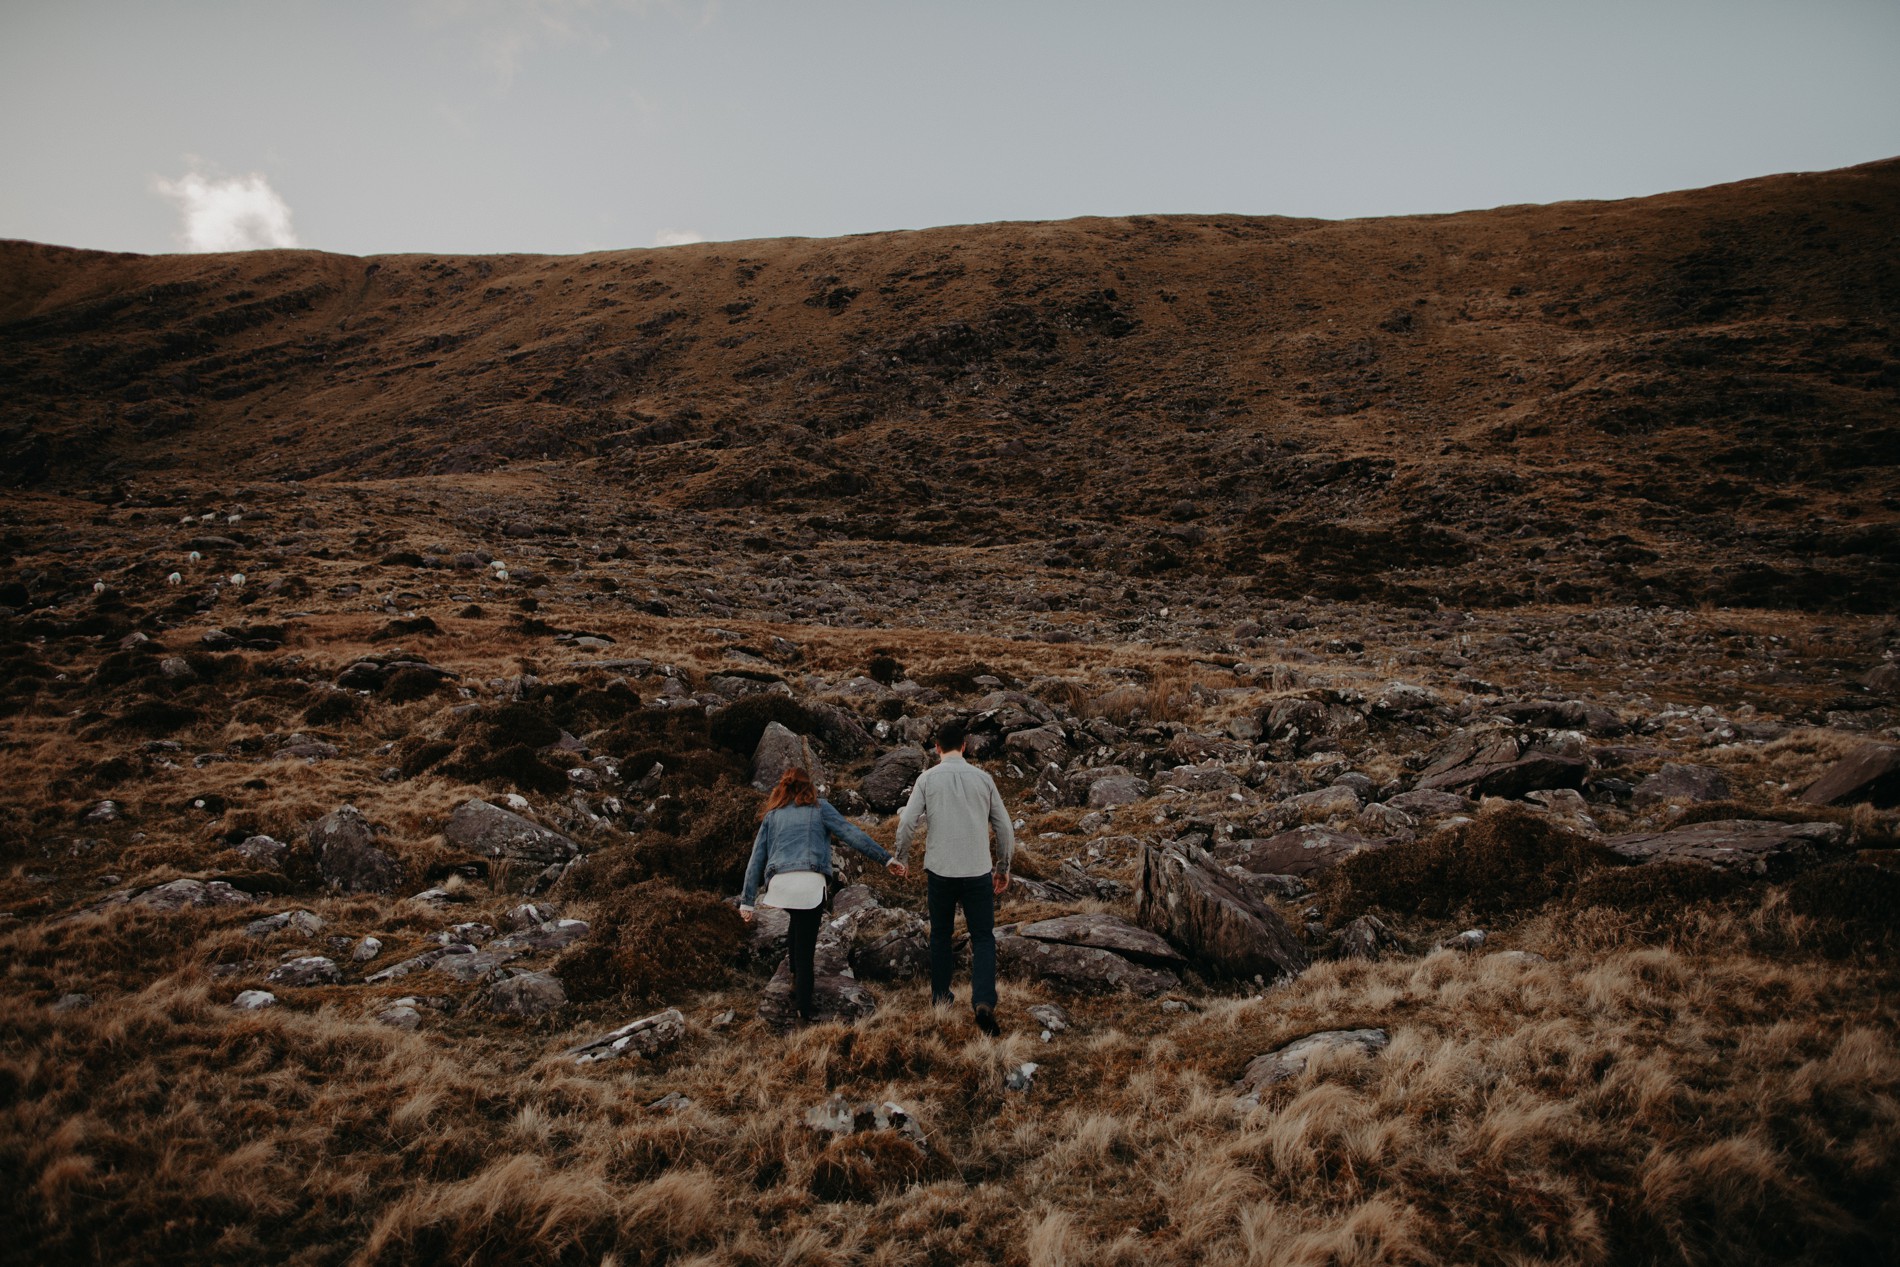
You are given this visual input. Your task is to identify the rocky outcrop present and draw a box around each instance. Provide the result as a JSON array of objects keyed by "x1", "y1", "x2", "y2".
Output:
[
  {"x1": 1136, "y1": 841, "x2": 1309, "y2": 982},
  {"x1": 1606, "y1": 819, "x2": 1846, "y2": 876},
  {"x1": 310, "y1": 805, "x2": 401, "y2": 894},
  {"x1": 1415, "y1": 729, "x2": 1587, "y2": 799},
  {"x1": 1799, "y1": 744, "x2": 1900, "y2": 809}
]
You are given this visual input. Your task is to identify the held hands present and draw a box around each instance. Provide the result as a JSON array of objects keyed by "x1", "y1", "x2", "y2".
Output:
[
  {"x1": 739, "y1": 906, "x2": 755, "y2": 925},
  {"x1": 885, "y1": 859, "x2": 909, "y2": 879}
]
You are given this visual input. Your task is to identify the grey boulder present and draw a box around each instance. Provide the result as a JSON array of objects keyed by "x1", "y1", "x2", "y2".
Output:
[
  {"x1": 444, "y1": 799, "x2": 579, "y2": 882},
  {"x1": 861, "y1": 747, "x2": 929, "y2": 813},
  {"x1": 1136, "y1": 841, "x2": 1309, "y2": 982},
  {"x1": 751, "y1": 721, "x2": 826, "y2": 791},
  {"x1": 487, "y1": 970, "x2": 568, "y2": 1017},
  {"x1": 311, "y1": 805, "x2": 401, "y2": 894}
]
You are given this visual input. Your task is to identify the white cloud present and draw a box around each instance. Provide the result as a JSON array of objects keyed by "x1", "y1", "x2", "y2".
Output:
[
  {"x1": 653, "y1": 228, "x2": 705, "y2": 247},
  {"x1": 152, "y1": 169, "x2": 299, "y2": 252}
]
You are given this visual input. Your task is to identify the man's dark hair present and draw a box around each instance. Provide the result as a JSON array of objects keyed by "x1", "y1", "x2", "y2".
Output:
[{"x1": 935, "y1": 717, "x2": 968, "y2": 753}]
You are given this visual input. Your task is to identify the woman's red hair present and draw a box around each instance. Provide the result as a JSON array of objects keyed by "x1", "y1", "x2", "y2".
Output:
[{"x1": 762, "y1": 766, "x2": 818, "y2": 815}]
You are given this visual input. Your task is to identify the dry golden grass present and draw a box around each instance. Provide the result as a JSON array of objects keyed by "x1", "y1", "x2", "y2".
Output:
[{"x1": 4, "y1": 893, "x2": 1897, "y2": 1266}]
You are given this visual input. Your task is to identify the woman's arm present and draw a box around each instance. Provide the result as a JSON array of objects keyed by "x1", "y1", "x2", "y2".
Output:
[
  {"x1": 740, "y1": 817, "x2": 771, "y2": 908},
  {"x1": 820, "y1": 799, "x2": 892, "y2": 865}
]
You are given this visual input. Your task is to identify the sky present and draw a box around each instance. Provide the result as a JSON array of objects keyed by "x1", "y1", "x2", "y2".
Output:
[{"x1": 3, "y1": 0, "x2": 1898, "y2": 257}]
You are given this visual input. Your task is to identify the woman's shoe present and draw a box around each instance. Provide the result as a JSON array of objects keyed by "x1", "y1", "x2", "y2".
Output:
[{"x1": 973, "y1": 1005, "x2": 1001, "y2": 1037}]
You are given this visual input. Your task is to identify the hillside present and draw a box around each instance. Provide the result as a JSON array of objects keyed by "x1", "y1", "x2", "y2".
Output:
[
  {"x1": 1, "y1": 163, "x2": 1898, "y2": 1266},
  {"x1": 3, "y1": 158, "x2": 1899, "y2": 612}
]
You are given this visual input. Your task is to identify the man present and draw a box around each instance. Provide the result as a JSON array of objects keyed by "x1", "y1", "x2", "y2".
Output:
[{"x1": 894, "y1": 716, "x2": 1015, "y2": 1036}]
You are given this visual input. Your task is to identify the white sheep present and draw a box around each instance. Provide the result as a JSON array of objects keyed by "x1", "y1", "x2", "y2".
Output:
[
  {"x1": 93, "y1": 581, "x2": 106, "y2": 594},
  {"x1": 494, "y1": 569, "x2": 509, "y2": 582},
  {"x1": 188, "y1": 551, "x2": 202, "y2": 564},
  {"x1": 229, "y1": 573, "x2": 246, "y2": 588},
  {"x1": 199, "y1": 513, "x2": 216, "y2": 524},
  {"x1": 489, "y1": 560, "x2": 507, "y2": 572},
  {"x1": 167, "y1": 572, "x2": 182, "y2": 586}
]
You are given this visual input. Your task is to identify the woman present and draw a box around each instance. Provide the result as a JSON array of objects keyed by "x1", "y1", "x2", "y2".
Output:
[{"x1": 740, "y1": 767, "x2": 907, "y2": 1024}]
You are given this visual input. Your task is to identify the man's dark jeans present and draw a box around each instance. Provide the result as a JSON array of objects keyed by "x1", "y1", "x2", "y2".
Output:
[{"x1": 926, "y1": 869, "x2": 996, "y2": 1010}]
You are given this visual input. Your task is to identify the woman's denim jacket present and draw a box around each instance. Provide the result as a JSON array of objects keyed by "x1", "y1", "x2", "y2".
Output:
[{"x1": 741, "y1": 800, "x2": 891, "y2": 908}]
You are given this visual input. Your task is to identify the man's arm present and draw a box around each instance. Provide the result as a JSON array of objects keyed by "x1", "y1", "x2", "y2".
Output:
[
  {"x1": 893, "y1": 774, "x2": 929, "y2": 867},
  {"x1": 986, "y1": 773, "x2": 1015, "y2": 877}
]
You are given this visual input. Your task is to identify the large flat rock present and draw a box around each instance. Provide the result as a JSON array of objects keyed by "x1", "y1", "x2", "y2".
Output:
[
  {"x1": 1606, "y1": 819, "x2": 1846, "y2": 877},
  {"x1": 995, "y1": 931, "x2": 1180, "y2": 996},
  {"x1": 1215, "y1": 825, "x2": 1389, "y2": 878},
  {"x1": 1015, "y1": 912, "x2": 1187, "y2": 967}
]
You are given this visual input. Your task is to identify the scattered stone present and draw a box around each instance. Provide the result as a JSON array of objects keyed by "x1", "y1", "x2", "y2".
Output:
[
  {"x1": 1861, "y1": 663, "x2": 1900, "y2": 694},
  {"x1": 244, "y1": 909, "x2": 323, "y2": 938},
  {"x1": 81, "y1": 800, "x2": 121, "y2": 823},
  {"x1": 804, "y1": 1096, "x2": 929, "y2": 1152},
  {"x1": 1487, "y1": 949, "x2": 1549, "y2": 966},
  {"x1": 487, "y1": 970, "x2": 568, "y2": 1017},
  {"x1": 52, "y1": 992, "x2": 93, "y2": 1011},
  {"x1": 310, "y1": 805, "x2": 401, "y2": 894},
  {"x1": 1443, "y1": 928, "x2": 1487, "y2": 951},
  {"x1": 233, "y1": 834, "x2": 289, "y2": 870},
  {"x1": 1136, "y1": 841, "x2": 1310, "y2": 982},
  {"x1": 506, "y1": 902, "x2": 557, "y2": 930},
  {"x1": 374, "y1": 1004, "x2": 421, "y2": 1031},
  {"x1": 1606, "y1": 819, "x2": 1847, "y2": 877},
  {"x1": 266, "y1": 956, "x2": 341, "y2": 987},
  {"x1": 127, "y1": 878, "x2": 254, "y2": 912},
  {"x1": 648, "y1": 1092, "x2": 693, "y2": 1113},
  {"x1": 1004, "y1": 724, "x2": 1070, "y2": 768},
  {"x1": 1384, "y1": 789, "x2": 1472, "y2": 819},
  {"x1": 1236, "y1": 1029, "x2": 1390, "y2": 1101},
  {"x1": 232, "y1": 989, "x2": 278, "y2": 1010},
  {"x1": 1634, "y1": 763, "x2": 1733, "y2": 808},
  {"x1": 1332, "y1": 914, "x2": 1404, "y2": 961},
  {"x1": 1798, "y1": 744, "x2": 1900, "y2": 809},
  {"x1": 1005, "y1": 1062, "x2": 1039, "y2": 1092},
  {"x1": 1086, "y1": 773, "x2": 1152, "y2": 808},
  {"x1": 352, "y1": 936, "x2": 383, "y2": 961},
  {"x1": 1025, "y1": 1002, "x2": 1071, "y2": 1034},
  {"x1": 565, "y1": 1008, "x2": 688, "y2": 1063}
]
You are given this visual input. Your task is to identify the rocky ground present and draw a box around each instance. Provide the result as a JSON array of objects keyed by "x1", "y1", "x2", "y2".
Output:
[{"x1": 3, "y1": 158, "x2": 1899, "y2": 1264}]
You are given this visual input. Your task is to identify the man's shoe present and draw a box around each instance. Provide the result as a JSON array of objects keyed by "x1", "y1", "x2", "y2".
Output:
[{"x1": 973, "y1": 1005, "x2": 1001, "y2": 1037}]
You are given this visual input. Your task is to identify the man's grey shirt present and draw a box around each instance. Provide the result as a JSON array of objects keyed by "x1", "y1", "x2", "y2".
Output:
[{"x1": 893, "y1": 751, "x2": 1015, "y2": 878}]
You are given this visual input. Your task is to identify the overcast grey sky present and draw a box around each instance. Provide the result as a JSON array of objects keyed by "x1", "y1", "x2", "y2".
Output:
[{"x1": 3, "y1": 0, "x2": 1898, "y2": 257}]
